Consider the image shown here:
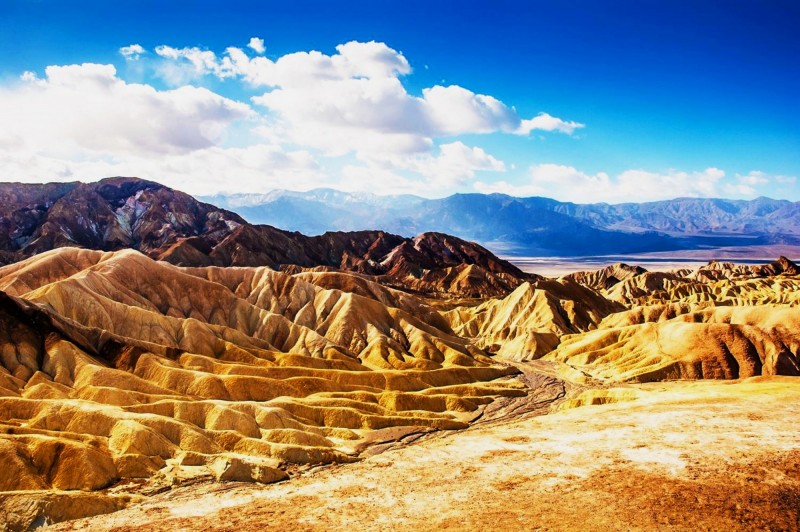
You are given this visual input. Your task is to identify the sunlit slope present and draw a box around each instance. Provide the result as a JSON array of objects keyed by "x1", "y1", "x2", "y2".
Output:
[
  {"x1": 445, "y1": 258, "x2": 800, "y2": 382},
  {"x1": 549, "y1": 307, "x2": 800, "y2": 382},
  {"x1": 0, "y1": 248, "x2": 522, "y2": 493},
  {"x1": 445, "y1": 279, "x2": 623, "y2": 360},
  {"x1": 546, "y1": 258, "x2": 800, "y2": 382}
]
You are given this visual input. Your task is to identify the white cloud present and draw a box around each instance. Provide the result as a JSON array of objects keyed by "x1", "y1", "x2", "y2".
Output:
[
  {"x1": 153, "y1": 45, "x2": 228, "y2": 85},
  {"x1": 339, "y1": 142, "x2": 506, "y2": 196},
  {"x1": 247, "y1": 37, "x2": 265, "y2": 54},
  {"x1": 0, "y1": 144, "x2": 322, "y2": 196},
  {"x1": 119, "y1": 44, "x2": 146, "y2": 60},
  {"x1": 150, "y1": 39, "x2": 580, "y2": 161},
  {"x1": 726, "y1": 170, "x2": 797, "y2": 197},
  {"x1": 736, "y1": 170, "x2": 769, "y2": 186},
  {"x1": 476, "y1": 165, "x2": 731, "y2": 203},
  {"x1": 252, "y1": 75, "x2": 427, "y2": 157},
  {"x1": 398, "y1": 141, "x2": 505, "y2": 183},
  {"x1": 340, "y1": 164, "x2": 418, "y2": 195},
  {"x1": 421, "y1": 85, "x2": 518, "y2": 135},
  {"x1": 517, "y1": 113, "x2": 584, "y2": 135},
  {"x1": 617, "y1": 168, "x2": 725, "y2": 201},
  {"x1": 736, "y1": 170, "x2": 797, "y2": 188},
  {"x1": 1, "y1": 38, "x2": 590, "y2": 198},
  {"x1": 1, "y1": 63, "x2": 251, "y2": 157},
  {"x1": 223, "y1": 40, "x2": 412, "y2": 87},
  {"x1": 0, "y1": 62, "x2": 289, "y2": 196}
]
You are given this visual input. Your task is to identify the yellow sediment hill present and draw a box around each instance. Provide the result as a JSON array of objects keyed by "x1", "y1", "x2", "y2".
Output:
[
  {"x1": 445, "y1": 278, "x2": 623, "y2": 360},
  {"x1": 0, "y1": 248, "x2": 523, "y2": 516},
  {"x1": 3, "y1": 248, "x2": 800, "y2": 529},
  {"x1": 542, "y1": 261, "x2": 800, "y2": 382},
  {"x1": 548, "y1": 307, "x2": 800, "y2": 382},
  {"x1": 444, "y1": 259, "x2": 800, "y2": 382}
]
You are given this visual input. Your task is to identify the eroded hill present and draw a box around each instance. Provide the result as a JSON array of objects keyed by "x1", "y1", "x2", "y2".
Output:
[
  {"x1": 439, "y1": 256, "x2": 800, "y2": 385},
  {"x1": 0, "y1": 248, "x2": 528, "y2": 527}
]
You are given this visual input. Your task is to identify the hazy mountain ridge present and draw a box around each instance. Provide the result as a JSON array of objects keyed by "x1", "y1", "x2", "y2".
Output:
[
  {"x1": 206, "y1": 190, "x2": 800, "y2": 255},
  {"x1": 0, "y1": 178, "x2": 531, "y2": 298}
]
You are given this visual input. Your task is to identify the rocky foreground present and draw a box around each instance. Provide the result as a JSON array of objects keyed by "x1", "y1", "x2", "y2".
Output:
[
  {"x1": 1, "y1": 178, "x2": 799, "y2": 530},
  {"x1": 44, "y1": 377, "x2": 800, "y2": 531}
]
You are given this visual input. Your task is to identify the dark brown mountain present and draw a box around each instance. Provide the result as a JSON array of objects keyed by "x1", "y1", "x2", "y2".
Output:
[{"x1": 0, "y1": 177, "x2": 532, "y2": 297}]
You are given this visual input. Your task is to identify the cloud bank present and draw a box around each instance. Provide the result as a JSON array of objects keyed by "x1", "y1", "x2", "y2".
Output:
[
  {"x1": 0, "y1": 37, "x2": 792, "y2": 201},
  {"x1": 475, "y1": 165, "x2": 794, "y2": 203},
  {"x1": 4, "y1": 39, "x2": 585, "y2": 194}
]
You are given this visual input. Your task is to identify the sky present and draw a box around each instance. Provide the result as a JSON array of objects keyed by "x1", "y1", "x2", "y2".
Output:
[{"x1": 0, "y1": 0, "x2": 798, "y2": 203}]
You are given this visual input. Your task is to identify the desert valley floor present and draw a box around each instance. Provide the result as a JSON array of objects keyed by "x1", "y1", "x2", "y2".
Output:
[{"x1": 1, "y1": 180, "x2": 799, "y2": 531}]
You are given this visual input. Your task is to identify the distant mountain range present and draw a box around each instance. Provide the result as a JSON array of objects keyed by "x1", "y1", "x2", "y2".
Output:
[
  {"x1": 0, "y1": 178, "x2": 529, "y2": 297},
  {"x1": 204, "y1": 190, "x2": 800, "y2": 256}
]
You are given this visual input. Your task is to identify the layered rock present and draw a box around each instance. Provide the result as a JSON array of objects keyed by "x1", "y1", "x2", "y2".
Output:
[
  {"x1": 0, "y1": 248, "x2": 524, "y2": 507},
  {"x1": 563, "y1": 262, "x2": 647, "y2": 291},
  {"x1": 445, "y1": 279, "x2": 623, "y2": 360},
  {"x1": 548, "y1": 306, "x2": 800, "y2": 382},
  {"x1": 522, "y1": 259, "x2": 800, "y2": 382}
]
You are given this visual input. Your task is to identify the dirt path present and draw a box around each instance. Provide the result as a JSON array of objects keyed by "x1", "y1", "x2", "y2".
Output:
[
  {"x1": 354, "y1": 361, "x2": 578, "y2": 458},
  {"x1": 48, "y1": 376, "x2": 800, "y2": 531}
]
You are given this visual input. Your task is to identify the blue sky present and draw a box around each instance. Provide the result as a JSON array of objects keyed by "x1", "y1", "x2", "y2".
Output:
[{"x1": 1, "y1": 0, "x2": 798, "y2": 202}]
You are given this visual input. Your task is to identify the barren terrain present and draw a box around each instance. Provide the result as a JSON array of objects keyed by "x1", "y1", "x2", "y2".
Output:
[
  {"x1": 45, "y1": 376, "x2": 800, "y2": 531},
  {"x1": 2, "y1": 179, "x2": 800, "y2": 531}
]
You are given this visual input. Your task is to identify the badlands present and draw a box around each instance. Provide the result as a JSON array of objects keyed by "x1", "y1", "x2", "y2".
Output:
[{"x1": 0, "y1": 179, "x2": 798, "y2": 530}]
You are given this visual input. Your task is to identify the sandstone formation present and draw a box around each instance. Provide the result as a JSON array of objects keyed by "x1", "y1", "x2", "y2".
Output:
[
  {"x1": 543, "y1": 260, "x2": 800, "y2": 381},
  {"x1": 445, "y1": 279, "x2": 623, "y2": 360},
  {"x1": 564, "y1": 262, "x2": 647, "y2": 290},
  {"x1": 0, "y1": 247, "x2": 525, "y2": 529},
  {"x1": 440, "y1": 258, "x2": 800, "y2": 383}
]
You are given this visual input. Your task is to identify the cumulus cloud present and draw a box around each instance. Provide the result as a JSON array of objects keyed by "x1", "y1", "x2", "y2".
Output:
[
  {"x1": 0, "y1": 62, "x2": 296, "y2": 196},
  {"x1": 336, "y1": 142, "x2": 506, "y2": 196},
  {"x1": 339, "y1": 164, "x2": 419, "y2": 195},
  {"x1": 153, "y1": 45, "x2": 228, "y2": 85},
  {"x1": 398, "y1": 141, "x2": 505, "y2": 183},
  {"x1": 119, "y1": 44, "x2": 146, "y2": 60},
  {"x1": 247, "y1": 37, "x2": 265, "y2": 54},
  {"x1": 0, "y1": 144, "x2": 322, "y2": 196},
  {"x1": 223, "y1": 40, "x2": 412, "y2": 86},
  {"x1": 421, "y1": 85, "x2": 518, "y2": 135},
  {"x1": 1, "y1": 38, "x2": 589, "y2": 197},
  {"x1": 0, "y1": 63, "x2": 251, "y2": 156},
  {"x1": 517, "y1": 113, "x2": 584, "y2": 135},
  {"x1": 736, "y1": 170, "x2": 796, "y2": 188},
  {"x1": 149, "y1": 39, "x2": 580, "y2": 161},
  {"x1": 476, "y1": 165, "x2": 731, "y2": 203},
  {"x1": 737, "y1": 170, "x2": 770, "y2": 186},
  {"x1": 725, "y1": 170, "x2": 798, "y2": 197}
]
